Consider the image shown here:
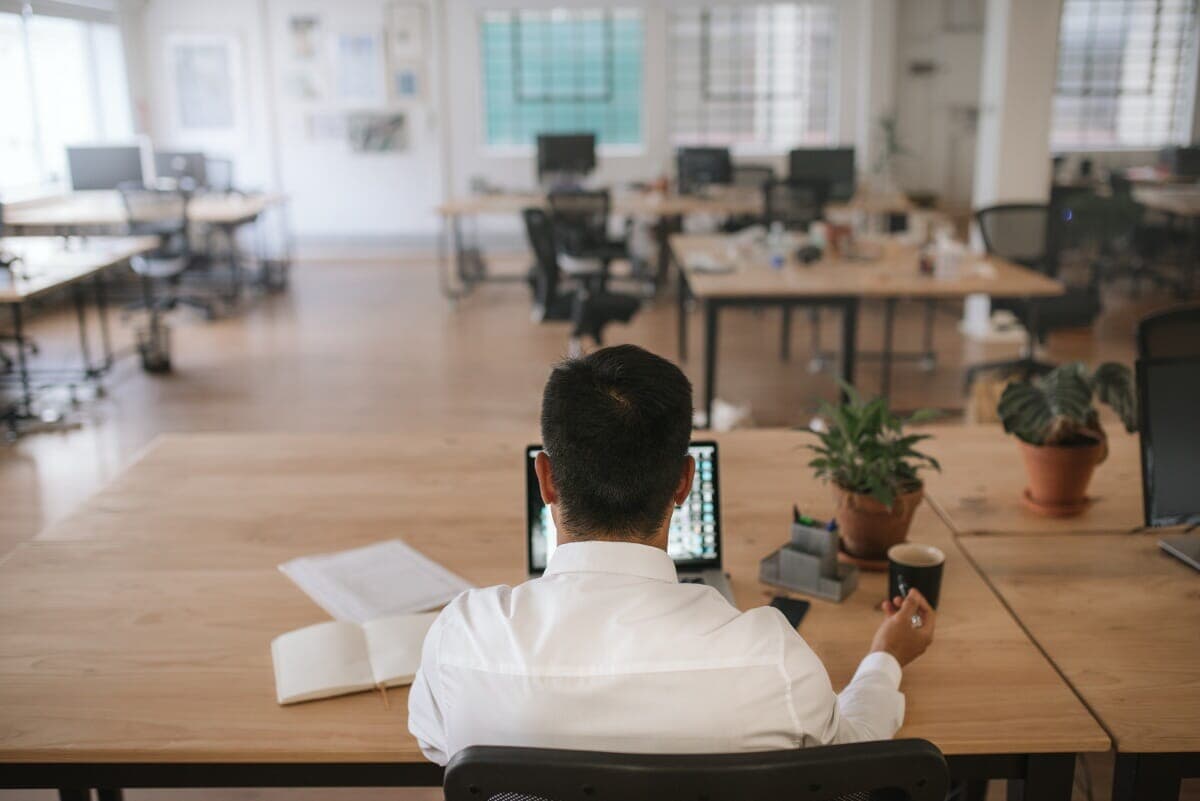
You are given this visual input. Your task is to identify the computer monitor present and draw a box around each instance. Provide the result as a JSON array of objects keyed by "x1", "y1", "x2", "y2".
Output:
[
  {"x1": 1157, "y1": 145, "x2": 1200, "y2": 177},
  {"x1": 536, "y1": 133, "x2": 596, "y2": 182},
  {"x1": 789, "y1": 147, "x2": 856, "y2": 202},
  {"x1": 526, "y1": 441, "x2": 722, "y2": 574},
  {"x1": 66, "y1": 144, "x2": 149, "y2": 190},
  {"x1": 676, "y1": 147, "x2": 733, "y2": 195},
  {"x1": 155, "y1": 151, "x2": 208, "y2": 188},
  {"x1": 1137, "y1": 356, "x2": 1200, "y2": 527}
]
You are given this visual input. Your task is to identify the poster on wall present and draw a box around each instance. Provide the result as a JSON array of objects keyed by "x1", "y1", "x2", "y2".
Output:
[
  {"x1": 391, "y1": 62, "x2": 422, "y2": 102},
  {"x1": 166, "y1": 34, "x2": 241, "y2": 135},
  {"x1": 332, "y1": 32, "x2": 385, "y2": 106},
  {"x1": 347, "y1": 112, "x2": 407, "y2": 152},
  {"x1": 289, "y1": 15, "x2": 321, "y2": 60},
  {"x1": 385, "y1": 3, "x2": 424, "y2": 60}
]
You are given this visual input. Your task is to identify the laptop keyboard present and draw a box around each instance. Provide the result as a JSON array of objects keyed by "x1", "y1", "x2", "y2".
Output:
[{"x1": 680, "y1": 577, "x2": 706, "y2": 584}]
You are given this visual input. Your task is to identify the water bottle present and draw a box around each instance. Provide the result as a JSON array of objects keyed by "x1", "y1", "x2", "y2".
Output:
[{"x1": 768, "y1": 222, "x2": 786, "y2": 271}]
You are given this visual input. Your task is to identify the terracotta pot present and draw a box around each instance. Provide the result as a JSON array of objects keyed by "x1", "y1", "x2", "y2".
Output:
[
  {"x1": 1018, "y1": 438, "x2": 1107, "y2": 517},
  {"x1": 833, "y1": 483, "x2": 923, "y2": 561}
]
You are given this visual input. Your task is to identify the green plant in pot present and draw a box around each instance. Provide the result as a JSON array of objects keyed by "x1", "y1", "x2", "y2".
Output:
[
  {"x1": 997, "y1": 362, "x2": 1137, "y2": 517},
  {"x1": 806, "y1": 385, "x2": 940, "y2": 561}
]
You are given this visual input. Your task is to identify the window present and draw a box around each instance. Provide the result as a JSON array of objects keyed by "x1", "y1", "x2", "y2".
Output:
[
  {"x1": 0, "y1": 9, "x2": 133, "y2": 195},
  {"x1": 669, "y1": 3, "x2": 836, "y2": 151},
  {"x1": 1051, "y1": 0, "x2": 1199, "y2": 150},
  {"x1": 480, "y1": 8, "x2": 643, "y2": 147}
]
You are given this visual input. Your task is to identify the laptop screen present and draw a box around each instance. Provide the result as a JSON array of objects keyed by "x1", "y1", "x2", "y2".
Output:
[
  {"x1": 526, "y1": 441, "x2": 722, "y2": 573},
  {"x1": 1138, "y1": 356, "x2": 1200, "y2": 527}
]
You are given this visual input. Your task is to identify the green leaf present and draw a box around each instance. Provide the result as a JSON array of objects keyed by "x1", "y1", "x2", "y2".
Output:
[{"x1": 1090, "y1": 362, "x2": 1138, "y2": 433}]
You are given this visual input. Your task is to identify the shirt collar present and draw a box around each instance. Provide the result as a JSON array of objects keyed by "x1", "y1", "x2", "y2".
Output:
[{"x1": 544, "y1": 540, "x2": 679, "y2": 584}]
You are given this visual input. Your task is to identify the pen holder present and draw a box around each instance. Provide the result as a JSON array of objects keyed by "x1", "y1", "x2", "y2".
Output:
[{"x1": 759, "y1": 521, "x2": 859, "y2": 602}]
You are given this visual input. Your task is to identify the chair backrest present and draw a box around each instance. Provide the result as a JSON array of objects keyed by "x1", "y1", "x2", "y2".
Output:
[
  {"x1": 732, "y1": 164, "x2": 775, "y2": 190},
  {"x1": 677, "y1": 147, "x2": 733, "y2": 195},
  {"x1": 523, "y1": 207, "x2": 562, "y2": 309},
  {"x1": 1137, "y1": 304, "x2": 1200, "y2": 360},
  {"x1": 974, "y1": 203, "x2": 1051, "y2": 273},
  {"x1": 548, "y1": 189, "x2": 610, "y2": 255},
  {"x1": 205, "y1": 157, "x2": 236, "y2": 193},
  {"x1": 444, "y1": 740, "x2": 949, "y2": 801},
  {"x1": 764, "y1": 178, "x2": 827, "y2": 230}
]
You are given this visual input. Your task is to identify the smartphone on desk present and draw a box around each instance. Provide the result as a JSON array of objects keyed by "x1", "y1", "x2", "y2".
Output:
[{"x1": 770, "y1": 596, "x2": 811, "y2": 629}]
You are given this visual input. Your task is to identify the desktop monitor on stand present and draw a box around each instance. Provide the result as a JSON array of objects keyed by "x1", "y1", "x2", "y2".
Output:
[
  {"x1": 67, "y1": 141, "x2": 154, "y2": 190},
  {"x1": 676, "y1": 148, "x2": 733, "y2": 195},
  {"x1": 788, "y1": 147, "x2": 856, "y2": 202},
  {"x1": 536, "y1": 133, "x2": 596, "y2": 189}
]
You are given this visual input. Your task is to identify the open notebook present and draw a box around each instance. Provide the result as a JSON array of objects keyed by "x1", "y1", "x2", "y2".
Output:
[{"x1": 271, "y1": 612, "x2": 438, "y2": 705}]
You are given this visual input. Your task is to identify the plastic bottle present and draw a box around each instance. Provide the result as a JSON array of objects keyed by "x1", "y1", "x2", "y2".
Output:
[{"x1": 768, "y1": 221, "x2": 786, "y2": 270}]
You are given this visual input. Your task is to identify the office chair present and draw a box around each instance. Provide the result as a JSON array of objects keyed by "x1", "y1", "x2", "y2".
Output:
[
  {"x1": 765, "y1": 178, "x2": 831, "y2": 367},
  {"x1": 1098, "y1": 174, "x2": 1183, "y2": 296},
  {"x1": 964, "y1": 202, "x2": 1101, "y2": 388},
  {"x1": 1137, "y1": 304, "x2": 1200, "y2": 359},
  {"x1": 119, "y1": 185, "x2": 220, "y2": 365},
  {"x1": 444, "y1": 740, "x2": 949, "y2": 801},
  {"x1": 721, "y1": 165, "x2": 775, "y2": 232},
  {"x1": 524, "y1": 208, "x2": 639, "y2": 356},
  {"x1": 547, "y1": 189, "x2": 631, "y2": 283}
]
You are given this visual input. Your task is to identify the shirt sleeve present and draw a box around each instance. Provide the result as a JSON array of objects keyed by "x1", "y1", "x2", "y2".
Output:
[
  {"x1": 407, "y1": 609, "x2": 450, "y2": 765},
  {"x1": 778, "y1": 615, "x2": 905, "y2": 746}
]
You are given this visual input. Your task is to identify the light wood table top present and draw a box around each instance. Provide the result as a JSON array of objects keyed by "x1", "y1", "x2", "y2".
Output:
[
  {"x1": 922, "y1": 425, "x2": 1144, "y2": 536},
  {"x1": 4, "y1": 191, "x2": 284, "y2": 230},
  {"x1": 3, "y1": 430, "x2": 1107, "y2": 765},
  {"x1": 961, "y1": 532, "x2": 1200, "y2": 754},
  {"x1": 672, "y1": 234, "x2": 1065, "y2": 300},
  {"x1": 436, "y1": 189, "x2": 762, "y2": 218},
  {"x1": 1134, "y1": 185, "x2": 1200, "y2": 218},
  {"x1": 0, "y1": 236, "x2": 158, "y2": 303}
]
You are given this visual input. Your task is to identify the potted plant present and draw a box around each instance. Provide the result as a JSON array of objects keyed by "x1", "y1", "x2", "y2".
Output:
[
  {"x1": 806, "y1": 385, "x2": 940, "y2": 561},
  {"x1": 997, "y1": 362, "x2": 1137, "y2": 517}
]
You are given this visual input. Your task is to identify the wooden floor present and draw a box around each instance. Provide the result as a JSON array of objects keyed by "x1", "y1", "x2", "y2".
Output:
[{"x1": 0, "y1": 250, "x2": 1192, "y2": 801}]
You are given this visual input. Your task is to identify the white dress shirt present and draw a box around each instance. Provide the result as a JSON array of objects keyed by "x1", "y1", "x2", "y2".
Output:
[{"x1": 408, "y1": 540, "x2": 904, "y2": 765}]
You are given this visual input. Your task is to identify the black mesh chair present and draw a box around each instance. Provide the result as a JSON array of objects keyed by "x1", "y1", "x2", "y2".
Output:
[
  {"x1": 732, "y1": 164, "x2": 775, "y2": 190},
  {"x1": 444, "y1": 740, "x2": 949, "y2": 801},
  {"x1": 524, "y1": 208, "x2": 639, "y2": 356},
  {"x1": 1098, "y1": 174, "x2": 1182, "y2": 296},
  {"x1": 547, "y1": 189, "x2": 629, "y2": 281},
  {"x1": 1137, "y1": 304, "x2": 1200, "y2": 359},
  {"x1": 964, "y1": 202, "x2": 1102, "y2": 387}
]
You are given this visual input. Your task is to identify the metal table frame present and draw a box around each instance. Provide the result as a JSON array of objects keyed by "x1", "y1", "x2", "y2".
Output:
[
  {"x1": 1113, "y1": 751, "x2": 1200, "y2": 801},
  {"x1": 0, "y1": 751, "x2": 1078, "y2": 801}
]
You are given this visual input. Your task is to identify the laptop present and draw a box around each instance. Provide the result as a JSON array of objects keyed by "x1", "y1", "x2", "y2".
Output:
[
  {"x1": 525, "y1": 441, "x2": 736, "y2": 604},
  {"x1": 1137, "y1": 355, "x2": 1200, "y2": 570}
]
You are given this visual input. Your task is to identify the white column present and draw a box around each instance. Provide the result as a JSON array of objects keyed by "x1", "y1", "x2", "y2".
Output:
[
  {"x1": 853, "y1": 0, "x2": 898, "y2": 174},
  {"x1": 971, "y1": 0, "x2": 1064, "y2": 208}
]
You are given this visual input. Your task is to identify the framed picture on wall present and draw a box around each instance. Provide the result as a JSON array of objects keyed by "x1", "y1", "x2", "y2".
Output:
[
  {"x1": 331, "y1": 31, "x2": 386, "y2": 106},
  {"x1": 386, "y1": 3, "x2": 424, "y2": 61},
  {"x1": 165, "y1": 33, "x2": 245, "y2": 141},
  {"x1": 391, "y1": 62, "x2": 422, "y2": 102}
]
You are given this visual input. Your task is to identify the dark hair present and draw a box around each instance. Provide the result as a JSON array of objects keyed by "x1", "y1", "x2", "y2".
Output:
[{"x1": 541, "y1": 345, "x2": 693, "y2": 538}]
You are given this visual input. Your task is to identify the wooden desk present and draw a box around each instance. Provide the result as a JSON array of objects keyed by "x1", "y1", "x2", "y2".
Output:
[
  {"x1": 434, "y1": 189, "x2": 761, "y2": 300},
  {"x1": 961, "y1": 532, "x2": 1200, "y2": 799},
  {"x1": 921, "y1": 425, "x2": 1144, "y2": 535},
  {"x1": 670, "y1": 234, "x2": 1064, "y2": 423},
  {"x1": 1, "y1": 237, "x2": 158, "y2": 428},
  {"x1": 5, "y1": 431, "x2": 1107, "y2": 798},
  {"x1": 3, "y1": 191, "x2": 284, "y2": 233}
]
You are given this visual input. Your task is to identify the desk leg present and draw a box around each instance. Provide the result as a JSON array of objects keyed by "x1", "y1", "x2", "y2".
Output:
[
  {"x1": 72, "y1": 283, "x2": 97, "y2": 379},
  {"x1": 95, "y1": 274, "x2": 114, "y2": 374},
  {"x1": 1113, "y1": 753, "x2": 1191, "y2": 801},
  {"x1": 702, "y1": 299, "x2": 719, "y2": 429},
  {"x1": 1006, "y1": 754, "x2": 1074, "y2": 801},
  {"x1": 880, "y1": 298, "x2": 896, "y2": 399},
  {"x1": 96, "y1": 790, "x2": 124, "y2": 801},
  {"x1": 678, "y1": 269, "x2": 690, "y2": 362},
  {"x1": 10, "y1": 304, "x2": 33, "y2": 419},
  {"x1": 839, "y1": 299, "x2": 858, "y2": 402},
  {"x1": 57, "y1": 789, "x2": 89, "y2": 801}
]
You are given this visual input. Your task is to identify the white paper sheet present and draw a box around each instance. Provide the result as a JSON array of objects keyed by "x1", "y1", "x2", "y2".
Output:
[{"x1": 279, "y1": 539, "x2": 472, "y2": 623}]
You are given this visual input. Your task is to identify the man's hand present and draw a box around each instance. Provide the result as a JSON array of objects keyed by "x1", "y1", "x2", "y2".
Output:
[{"x1": 870, "y1": 589, "x2": 936, "y2": 668}]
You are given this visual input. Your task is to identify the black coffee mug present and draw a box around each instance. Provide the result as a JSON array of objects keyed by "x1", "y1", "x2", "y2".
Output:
[{"x1": 887, "y1": 543, "x2": 945, "y2": 609}]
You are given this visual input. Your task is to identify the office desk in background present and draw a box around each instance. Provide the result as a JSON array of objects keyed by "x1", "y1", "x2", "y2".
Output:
[
  {"x1": 669, "y1": 234, "x2": 1065, "y2": 423},
  {"x1": 2, "y1": 430, "x2": 1107, "y2": 799},
  {"x1": 922, "y1": 425, "x2": 1144, "y2": 535},
  {"x1": 1, "y1": 236, "x2": 158, "y2": 430},
  {"x1": 962, "y1": 533, "x2": 1200, "y2": 800},
  {"x1": 434, "y1": 189, "x2": 762, "y2": 300}
]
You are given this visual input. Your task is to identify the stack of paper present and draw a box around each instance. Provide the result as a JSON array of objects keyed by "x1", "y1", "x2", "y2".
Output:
[{"x1": 279, "y1": 539, "x2": 473, "y2": 623}]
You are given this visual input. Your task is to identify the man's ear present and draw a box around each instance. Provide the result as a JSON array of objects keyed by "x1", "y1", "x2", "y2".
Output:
[
  {"x1": 534, "y1": 451, "x2": 558, "y2": 506},
  {"x1": 673, "y1": 455, "x2": 696, "y2": 506}
]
